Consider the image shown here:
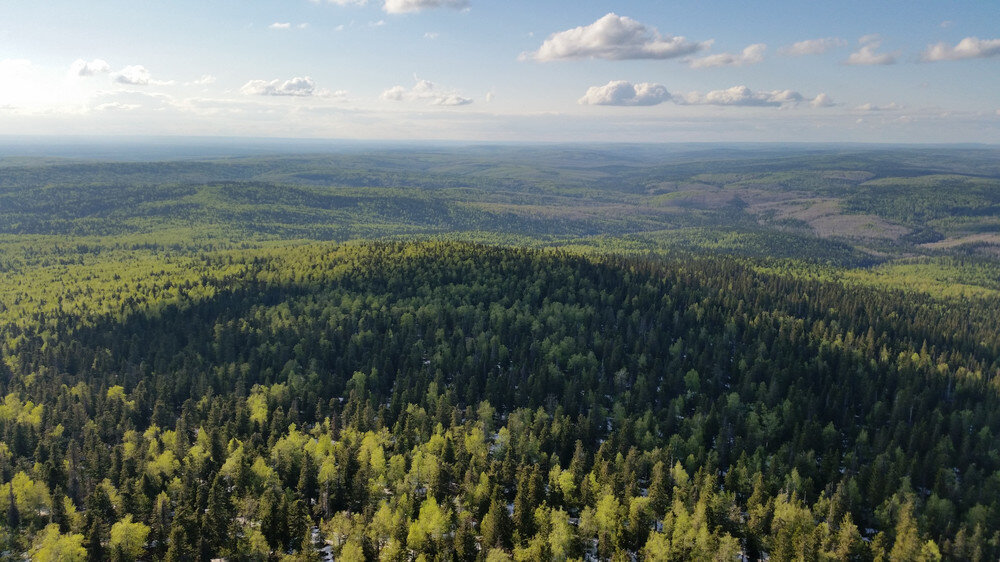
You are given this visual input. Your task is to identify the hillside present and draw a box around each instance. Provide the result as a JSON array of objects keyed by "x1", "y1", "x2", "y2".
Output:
[{"x1": 1, "y1": 146, "x2": 999, "y2": 560}]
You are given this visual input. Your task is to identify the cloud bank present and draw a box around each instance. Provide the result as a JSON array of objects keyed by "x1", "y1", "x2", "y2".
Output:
[
  {"x1": 383, "y1": 0, "x2": 468, "y2": 14},
  {"x1": 528, "y1": 13, "x2": 708, "y2": 61},
  {"x1": 779, "y1": 38, "x2": 846, "y2": 56},
  {"x1": 70, "y1": 59, "x2": 111, "y2": 77},
  {"x1": 381, "y1": 79, "x2": 472, "y2": 106},
  {"x1": 688, "y1": 43, "x2": 766, "y2": 68},
  {"x1": 856, "y1": 102, "x2": 903, "y2": 111},
  {"x1": 922, "y1": 37, "x2": 1000, "y2": 61},
  {"x1": 579, "y1": 82, "x2": 831, "y2": 109},
  {"x1": 677, "y1": 86, "x2": 807, "y2": 107},
  {"x1": 312, "y1": 0, "x2": 368, "y2": 6},
  {"x1": 578, "y1": 81, "x2": 671, "y2": 106},
  {"x1": 112, "y1": 65, "x2": 172, "y2": 86},
  {"x1": 845, "y1": 36, "x2": 896, "y2": 65},
  {"x1": 241, "y1": 76, "x2": 325, "y2": 96}
]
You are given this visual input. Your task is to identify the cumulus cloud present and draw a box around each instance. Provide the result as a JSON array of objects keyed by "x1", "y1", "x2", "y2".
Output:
[
  {"x1": 380, "y1": 78, "x2": 472, "y2": 106},
  {"x1": 922, "y1": 37, "x2": 1000, "y2": 61},
  {"x1": 241, "y1": 76, "x2": 327, "y2": 96},
  {"x1": 112, "y1": 65, "x2": 173, "y2": 86},
  {"x1": 810, "y1": 93, "x2": 835, "y2": 108},
  {"x1": 187, "y1": 75, "x2": 216, "y2": 86},
  {"x1": 578, "y1": 82, "x2": 831, "y2": 109},
  {"x1": 69, "y1": 59, "x2": 111, "y2": 77},
  {"x1": 856, "y1": 102, "x2": 903, "y2": 111},
  {"x1": 312, "y1": 0, "x2": 367, "y2": 5},
  {"x1": 383, "y1": 0, "x2": 468, "y2": 14},
  {"x1": 578, "y1": 80, "x2": 671, "y2": 106},
  {"x1": 269, "y1": 22, "x2": 309, "y2": 30},
  {"x1": 779, "y1": 37, "x2": 846, "y2": 56},
  {"x1": 676, "y1": 85, "x2": 808, "y2": 107},
  {"x1": 688, "y1": 43, "x2": 766, "y2": 68},
  {"x1": 95, "y1": 102, "x2": 141, "y2": 112},
  {"x1": 845, "y1": 36, "x2": 896, "y2": 65},
  {"x1": 527, "y1": 13, "x2": 709, "y2": 61}
]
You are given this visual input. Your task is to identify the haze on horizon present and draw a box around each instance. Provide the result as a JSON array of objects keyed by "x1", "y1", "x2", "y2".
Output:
[{"x1": 2, "y1": 0, "x2": 999, "y2": 144}]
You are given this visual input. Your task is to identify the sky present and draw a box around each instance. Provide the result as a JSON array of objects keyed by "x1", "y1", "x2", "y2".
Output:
[{"x1": 1, "y1": 0, "x2": 999, "y2": 143}]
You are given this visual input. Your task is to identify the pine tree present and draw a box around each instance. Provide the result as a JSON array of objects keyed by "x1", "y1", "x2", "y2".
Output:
[
  {"x1": 84, "y1": 518, "x2": 104, "y2": 561},
  {"x1": 203, "y1": 473, "x2": 232, "y2": 556},
  {"x1": 648, "y1": 460, "x2": 669, "y2": 518},
  {"x1": 297, "y1": 450, "x2": 317, "y2": 505},
  {"x1": 481, "y1": 491, "x2": 513, "y2": 551},
  {"x1": 6, "y1": 484, "x2": 19, "y2": 530}
]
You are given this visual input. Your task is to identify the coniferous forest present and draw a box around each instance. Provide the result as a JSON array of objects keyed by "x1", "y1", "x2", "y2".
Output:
[{"x1": 2, "y1": 145, "x2": 1000, "y2": 560}]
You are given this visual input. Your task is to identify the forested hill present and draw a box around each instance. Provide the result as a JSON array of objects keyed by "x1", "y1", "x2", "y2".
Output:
[{"x1": 2, "y1": 241, "x2": 999, "y2": 560}]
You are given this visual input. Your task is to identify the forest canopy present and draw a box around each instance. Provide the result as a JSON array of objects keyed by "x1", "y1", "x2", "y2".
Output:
[{"x1": 1, "y1": 146, "x2": 999, "y2": 560}]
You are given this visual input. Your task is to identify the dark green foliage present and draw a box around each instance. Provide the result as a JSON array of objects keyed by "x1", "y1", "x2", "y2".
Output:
[
  {"x1": 1, "y1": 241, "x2": 998, "y2": 558},
  {"x1": 2, "y1": 146, "x2": 1000, "y2": 559}
]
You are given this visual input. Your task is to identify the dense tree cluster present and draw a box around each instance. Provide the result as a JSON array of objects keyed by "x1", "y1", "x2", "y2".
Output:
[{"x1": 2, "y1": 241, "x2": 999, "y2": 559}]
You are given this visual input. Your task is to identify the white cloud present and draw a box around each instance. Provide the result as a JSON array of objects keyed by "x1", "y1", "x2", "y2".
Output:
[
  {"x1": 270, "y1": 22, "x2": 309, "y2": 30},
  {"x1": 578, "y1": 80, "x2": 671, "y2": 106},
  {"x1": 69, "y1": 58, "x2": 111, "y2": 77},
  {"x1": 188, "y1": 75, "x2": 216, "y2": 86},
  {"x1": 424, "y1": 32, "x2": 439, "y2": 39},
  {"x1": 677, "y1": 85, "x2": 808, "y2": 107},
  {"x1": 527, "y1": 13, "x2": 709, "y2": 61},
  {"x1": 940, "y1": 20, "x2": 955, "y2": 29},
  {"x1": 381, "y1": 85, "x2": 406, "y2": 101},
  {"x1": 810, "y1": 93, "x2": 835, "y2": 108},
  {"x1": 779, "y1": 37, "x2": 846, "y2": 56},
  {"x1": 112, "y1": 65, "x2": 173, "y2": 86},
  {"x1": 845, "y1": 36, "x2": 896, "y2": 65},
  {"x1": 241, "y1": 76, "x2": 327, "y2": 96},
  {"x1": 856, "y1": 102, "x2": 903, "y2": 111},
  {"x1": 578, "y1": 82, "x2": 831, "y2": 109},
  {"x1": 383, "y1": 0, "x2": 468, "y2": 14},
  {"x1": 380, "y1": 78, "x2": 472, "y2": 106},
  {"x1": 95, "y1": 102, "x2": 141, "y2": 112},
  {"x1": 922, "y1": 37, "x2": 1000, "y2": 61},
  {"x1": 688, "y1": 43, "x2": 765, "y2": 68},
  {"x1": 370, "y1": 19, "x2": 386, "y2": 27},
  {"x1": 312, "y1": 0, "x2": 367, "y2": 5},
  {"x1": 1, "y1": 59, "x2": 103, "y2": 112}
]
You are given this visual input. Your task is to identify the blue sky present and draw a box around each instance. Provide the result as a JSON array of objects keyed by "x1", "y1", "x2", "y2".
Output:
[{"x1": 1, "y1": 0, "x2": 998, "y2": 142}]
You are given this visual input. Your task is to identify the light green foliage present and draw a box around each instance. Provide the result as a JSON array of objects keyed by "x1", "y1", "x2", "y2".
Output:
[
  {"x1": 109, "y1": 514, "x2": 151, "y2": 560},
  {"x1": 247, "y1": 390, "x2": 269, "y2": 425},
  {"x1": 0, "y1": 394, "x2": 43, "y2": 428},
  {"x1": 2, "y1": 473, "x2": 51, "y2": 518},
  {"x1": 29, "y1": 524, "x2": 87, "y2": 562},
  {"x1": 486, "y1": 548, "x2": 511, "y2": 562},
  {"x1": 407, "y1": 496, "x2": 449, "y2": 552},
  {"x1": 548, "y1": 508, "x2": 575, "y2": 561},
  {"x1": 146, "y1": 450, "x2": 180, "y2": 480},
  {"x1": 0, "y1": 144, "x2": 999, "y2": 562},
  {"x1": 339, "y1": 539, "x2": 365, "y2": 561}
]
